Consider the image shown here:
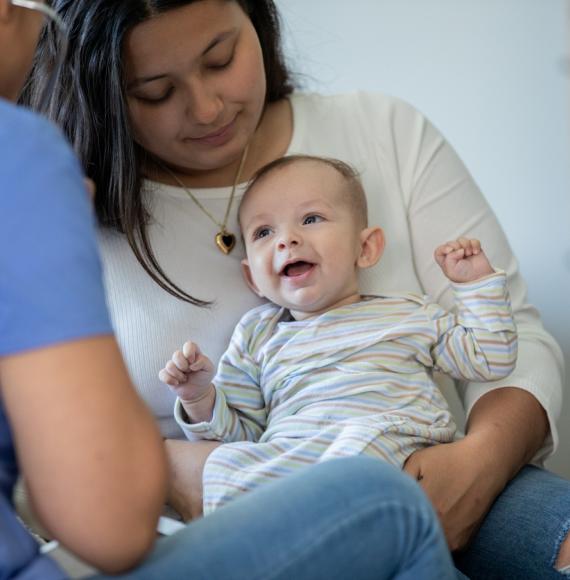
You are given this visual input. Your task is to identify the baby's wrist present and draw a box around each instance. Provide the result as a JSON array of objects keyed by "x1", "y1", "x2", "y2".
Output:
[
  {"x1": 180, "y1": 384, "x2": 215, "y2": 405},
  {"x1": 179, "y1": 385, "x2": 216, "y2": 424}
]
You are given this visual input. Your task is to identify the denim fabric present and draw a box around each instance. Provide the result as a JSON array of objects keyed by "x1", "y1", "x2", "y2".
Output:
[
  {"x1": 455, "y1": 465, "x2": 570, "y2": 579},
  {"x1": 92, "y1": 457, "x2": 457, "y2": 580}
]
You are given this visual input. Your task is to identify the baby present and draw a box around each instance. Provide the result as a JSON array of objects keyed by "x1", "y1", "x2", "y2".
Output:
[{"x1": 159, "y1": 155, "x2": 517, "y2": 514}]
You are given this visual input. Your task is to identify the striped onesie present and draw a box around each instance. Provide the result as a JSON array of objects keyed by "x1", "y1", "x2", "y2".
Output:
[{"x1": 175, "y1": 272, "x2": 517, "y2": 514}]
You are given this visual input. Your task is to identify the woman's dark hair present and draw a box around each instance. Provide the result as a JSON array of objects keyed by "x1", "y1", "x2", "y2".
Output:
[{"x1": 21, "y1": 0, "x2": 294, "y2": 305}]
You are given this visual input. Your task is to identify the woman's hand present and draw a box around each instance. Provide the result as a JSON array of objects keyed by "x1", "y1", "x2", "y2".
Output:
[
  {"x1": 404, "y1": 434, "x2": 508, "y2": 552},
  {"x1": 404, "y1": 387, "x2": 549, "y2": 552}
]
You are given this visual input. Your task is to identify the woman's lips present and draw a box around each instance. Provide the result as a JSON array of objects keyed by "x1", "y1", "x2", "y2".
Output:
[{"x1": 187, "y1": 118, "x2": 236, "y2": 147}]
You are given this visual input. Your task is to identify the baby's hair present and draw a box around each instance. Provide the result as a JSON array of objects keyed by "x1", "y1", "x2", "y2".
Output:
[{"x1": 239, "y1": 155, "x2": 369, "y2": 228}]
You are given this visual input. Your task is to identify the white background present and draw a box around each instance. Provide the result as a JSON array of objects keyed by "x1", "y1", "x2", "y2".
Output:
[{"x1": 275, "y1": 0, "x2": 570, "y2": 478}]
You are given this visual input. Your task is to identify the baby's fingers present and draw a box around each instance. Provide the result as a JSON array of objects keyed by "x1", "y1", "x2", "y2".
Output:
[
  {"x1": 158, "y1": 367, "x2": 180, "y2": 386},
  {"x1": 165, "y1": 360, "x2": 187, "y2": 383},
  {"x1": 182, "y1": 341, "x2": 201, "y2": 363},
  {"x1": 457, "y1": 237, "x2": 481, "y2": 257},
  {"x1": 172, "y1": 349, "x2": 190, "y2": 372},
  {"x1": 435, "y1": 242, "x2": 462, "y2": 266},
  {"x1": 189, "y1": 354, "x2": 213, "y2": 373}
]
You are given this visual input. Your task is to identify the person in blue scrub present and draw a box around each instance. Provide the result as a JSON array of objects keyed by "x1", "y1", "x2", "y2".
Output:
[{"x1": 0, "y1": 1, "x2": 458, "y2": 578}]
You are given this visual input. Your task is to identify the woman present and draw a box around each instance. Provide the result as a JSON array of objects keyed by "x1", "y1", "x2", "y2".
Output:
[
  {"x1": 23, "y1": 0, "x2": 570, "y2": 577},
  {"x1": 1, "y1": 1, "x2": 459, "y2": 579}
]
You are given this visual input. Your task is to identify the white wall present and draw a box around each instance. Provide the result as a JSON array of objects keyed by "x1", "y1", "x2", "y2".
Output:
[{"x1": 275, "y1": 0, "x2": 570, "y2": 478}]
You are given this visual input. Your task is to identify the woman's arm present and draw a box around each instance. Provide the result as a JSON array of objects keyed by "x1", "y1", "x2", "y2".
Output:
[
  {"x1": 386, "y1": 96, "x2": 563, "y2": 547},
  {"x1": 0, "y1": 336, "x2": 168, "y2": 574},
  {"x1": 405, "y1": 387, "x2": 548, "y2": 550}
]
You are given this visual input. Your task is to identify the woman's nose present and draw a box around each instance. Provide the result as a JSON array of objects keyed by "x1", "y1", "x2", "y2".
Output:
[{"x1": 185, "y1": 81, "x2": 223, "y2": 126}]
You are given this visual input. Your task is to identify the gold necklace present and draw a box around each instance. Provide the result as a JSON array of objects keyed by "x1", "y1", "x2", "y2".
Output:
[{"x1": 161, "y1": 144, "x2": 249, "y2": 255}]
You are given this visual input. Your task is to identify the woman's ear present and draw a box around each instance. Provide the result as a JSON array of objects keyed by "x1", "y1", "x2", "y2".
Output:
[
  {"x1": 356, "y1": 227, "x2": 385, "y2": 269},
  {"x1": 241, "y1": 259, "x2": 264, "y2": 297}
]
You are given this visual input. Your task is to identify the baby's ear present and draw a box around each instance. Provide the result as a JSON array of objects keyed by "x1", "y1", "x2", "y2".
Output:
[
  {"x1": 357, "y1": 227, "x2": 385, "y2": 269},
  {"x1": 241, "y1": 259, "x2": 264, "y2": 297}
]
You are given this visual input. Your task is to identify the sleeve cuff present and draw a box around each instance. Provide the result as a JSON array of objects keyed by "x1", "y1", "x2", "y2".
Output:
[{"x1": 174, "y1": 388, "x2": 227, "y2": 441}]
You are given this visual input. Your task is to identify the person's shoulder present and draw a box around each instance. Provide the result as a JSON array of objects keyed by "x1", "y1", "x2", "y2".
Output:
[
  {"x1": 0, "y1": 100, "x2": 81, "y2": 180},
  {"x1": 0, "y1": 101, "x2": 85, "y2": 211},
  {"x1": 0, "y1": 99, "x2": 67, "y2": 152},
  {"x1": 289, "y1": 91, "x2": 425, "y2": 123}
]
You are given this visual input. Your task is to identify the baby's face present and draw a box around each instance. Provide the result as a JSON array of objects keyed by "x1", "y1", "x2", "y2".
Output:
[{"x1": 239, "y1": 161, "x2": 365, "y2": 320}]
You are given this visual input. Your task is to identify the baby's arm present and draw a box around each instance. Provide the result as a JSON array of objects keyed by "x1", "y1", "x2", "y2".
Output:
[
  {"x1": 428, "y1": 238, "x2": 517, "y2": 381},
  {"x1": 434, "y1": 237, "x2": 494, "y2": 283},
  {"x1": 159, "y1": 341, "x2": 216, "y2": 423}
]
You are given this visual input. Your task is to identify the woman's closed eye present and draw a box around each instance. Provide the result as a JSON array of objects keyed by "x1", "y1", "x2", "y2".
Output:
[
  {"x1": 135, "y1": 87, "x2": 174, "y2": 105},
  {"x1": 205, "y1": 51, "x2": 235, "y2": 71}
]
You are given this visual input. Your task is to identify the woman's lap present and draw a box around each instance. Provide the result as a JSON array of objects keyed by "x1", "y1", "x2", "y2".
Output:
[
  {"x1": 92, "y1": 457, "x2": 457, "y2": 580},
  {"x1": 455, "y1": 465, "x2": 570, "y2": 579}
]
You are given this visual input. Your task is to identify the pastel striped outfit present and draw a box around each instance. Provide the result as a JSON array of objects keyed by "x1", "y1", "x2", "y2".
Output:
[{"x1": 175, "y1": 272, "x2": 517, "y2": 513}]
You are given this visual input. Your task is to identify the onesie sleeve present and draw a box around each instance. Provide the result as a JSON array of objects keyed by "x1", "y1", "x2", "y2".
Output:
[
  {"x1": 0, "y1": 103, "x2": 112, "y2": 356},
  {"x1": 174, "y1": 315, "x2": 267, "y2": 442},
  {"x1": 388, "y1": 97, "x2": 563, "y2": 459},
  {"x1": 425, "y1": 272, "x2": 517, "y2": 381}
]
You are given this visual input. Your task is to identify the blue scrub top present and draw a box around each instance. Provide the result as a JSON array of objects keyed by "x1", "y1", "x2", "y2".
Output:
[{"x1": 0, "y1": 98, "x2": 112, "y2": 579}]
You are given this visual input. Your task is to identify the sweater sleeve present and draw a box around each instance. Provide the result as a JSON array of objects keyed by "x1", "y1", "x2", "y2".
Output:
[
  {"x1": 174, "y1": 315, "x2": 267, "y2": 442},
  {"x1": 387, "y1": 96, "x2": 563, "y2": 459}
]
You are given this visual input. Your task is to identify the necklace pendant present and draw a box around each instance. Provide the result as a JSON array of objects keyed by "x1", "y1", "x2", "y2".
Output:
[{"x1": 215, "y1": 231, "x2": 236, "y2": 255}]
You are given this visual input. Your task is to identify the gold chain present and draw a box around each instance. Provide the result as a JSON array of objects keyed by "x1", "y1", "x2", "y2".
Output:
[{"x1": 160, "y1": 144, "x2": 250, "y2": 254}]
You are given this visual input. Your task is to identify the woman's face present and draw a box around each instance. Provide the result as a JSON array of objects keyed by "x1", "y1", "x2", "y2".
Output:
[{"x1": 123, "y1": 0, "x2": 267, "y2": 176}]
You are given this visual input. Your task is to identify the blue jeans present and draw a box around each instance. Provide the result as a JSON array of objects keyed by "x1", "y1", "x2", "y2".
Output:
[
  {"x1": 92, "y1": 457, "x2": 456, "y2": 580},
  {"x1": 455, "y1": 465, "x2": 570, "y2": 579}
]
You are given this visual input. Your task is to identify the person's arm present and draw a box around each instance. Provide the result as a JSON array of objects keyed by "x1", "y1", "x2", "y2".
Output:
[
  {"x1": 173, "y1": 316, "x2": 267, "y2": 443},
  {"x1": 405, "y1": 387, "x2": 548, "y2": 550},
  {"x1": 427, "y1": 239, "x2": 517, "y2": 383},
  {"x1": 0, "y1": 336, "x2": 168, "y2": 574},
  {"x1": 159, "y1": 340, "x2": 217, "y2": 423},
  {"x1": 383, "y1": 96, "x2": 563, "y2": 548},
  {"x1": 0, "y1": 106, "x2": 168, "y2": 573}
]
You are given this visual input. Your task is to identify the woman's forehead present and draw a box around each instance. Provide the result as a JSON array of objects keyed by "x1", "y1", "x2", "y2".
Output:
[{"x1": 123, "y1": 1, "x2": 242, "y2": 76}]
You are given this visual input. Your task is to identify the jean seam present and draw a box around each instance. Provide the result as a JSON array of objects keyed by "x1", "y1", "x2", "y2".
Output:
[{"x1": 258, "y1": 499, "x2": 438, "y2": 580}]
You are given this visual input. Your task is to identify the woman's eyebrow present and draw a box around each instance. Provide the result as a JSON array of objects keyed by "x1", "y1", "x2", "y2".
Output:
[
  {"x1": 127, "y1": 30, "x2": 236, "y2": 90},
  {"x1": 203, "y1": 29, "x2": 235, "y2": 55}
]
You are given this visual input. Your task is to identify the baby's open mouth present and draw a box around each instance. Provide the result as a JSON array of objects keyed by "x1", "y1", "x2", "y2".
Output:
[{"x1": 281, "y1": 261, "x2": 314, "y2": 277}]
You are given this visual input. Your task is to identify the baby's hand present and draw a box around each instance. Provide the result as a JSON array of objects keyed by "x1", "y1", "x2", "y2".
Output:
[
  {"x1": 434, "y1": 238, "x2": 494, "y2": 283},
  {"x1": 158, "y1": 341, "x2": 215, "y2": 403}
]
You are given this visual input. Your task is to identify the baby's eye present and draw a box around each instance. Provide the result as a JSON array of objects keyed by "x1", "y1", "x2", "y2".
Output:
[
  {"x1": 303, "y1": 214, "x2": 324, "y2": 225},
  {"x1": 253, "y1": 227, "x2": 271, "y2": 241}
]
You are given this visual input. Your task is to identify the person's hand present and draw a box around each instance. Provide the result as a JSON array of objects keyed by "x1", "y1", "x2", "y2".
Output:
[
  {"x1": 158, "y1": 341, "x2": 215, "y2": 403},
  {"x1": 403, "y1": 435, "x2": 507, "y2": 551},
  {"x1": 434, "y1": 238, "x2": 494, "y2": 283}
]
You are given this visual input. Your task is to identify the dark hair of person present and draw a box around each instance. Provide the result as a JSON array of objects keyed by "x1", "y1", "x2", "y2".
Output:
[
  {"x1": 20, "y1": 0, "x2": 295, "y2": 306},
  {"x1": 239, "y1": 155, "x2": 369, "y2": 232}
]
